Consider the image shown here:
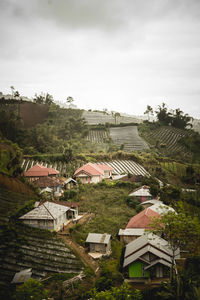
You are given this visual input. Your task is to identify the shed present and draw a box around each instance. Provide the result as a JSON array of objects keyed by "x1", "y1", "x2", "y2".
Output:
[
  {"x1": 86, "y1": 233, "x2": 111, "y2": 254},
  {"x1": 11, "y1": 268, "x2": 32, "y2": 284}
]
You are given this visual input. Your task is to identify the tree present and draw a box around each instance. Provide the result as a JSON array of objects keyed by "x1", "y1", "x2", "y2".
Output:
[
  {"x1": 171, "y1": 108, "x2": 193, "y2": 129},
  {"x1": 149, "y1": 210, "x2": 200, "y2": 280},
  {"x1": 144, "y1": 105, "x2": 153, "y2": 121},
  {"x1": 44, "y1": 93, "x2": 53, "y2": 105},
  {"x1": 10, "y1": 85, "x2": 15, "y2": 97},
  {"x1": 15, "y1": 278, "x2": 49, "y2": 300},
  {"x1": 33, "y1": 93, "x2": 45, "y2": 104},
  {"x1": 155, "y1": 103, "x2": 172, "y2": 125},
  {"x1": 114, "y1": 112, "x2": 121, "y2": 125},
  {"x1": 66, "y1": 96, "x2": 74, "y2": 107},
  {"x1": 89, "y1": 282, "x2": 143, "y2": 300},
  {"x1": 14, "y1": 90, "x2": 20, "y2": 100}
]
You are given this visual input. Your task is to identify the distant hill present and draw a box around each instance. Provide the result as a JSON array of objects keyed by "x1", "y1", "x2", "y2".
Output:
[{"x1": 83, "y1": 110, "x2": 142, "y2": 125}]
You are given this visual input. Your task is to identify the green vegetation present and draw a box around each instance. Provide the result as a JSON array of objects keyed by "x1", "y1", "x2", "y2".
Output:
[
  {"x1": 14, "y1": 278, "x2": 49, "y2": 300},
  {"x1": 88, "y1": 282, "x2": 143, "y2": 300},
  {"x1": 69, "y1": 181, "x2": 137, "y2": 243}
]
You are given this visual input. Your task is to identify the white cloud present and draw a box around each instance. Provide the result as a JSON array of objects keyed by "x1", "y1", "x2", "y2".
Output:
[{"x1": 0, "y1": 0, "x2": 200, "y2": 118}]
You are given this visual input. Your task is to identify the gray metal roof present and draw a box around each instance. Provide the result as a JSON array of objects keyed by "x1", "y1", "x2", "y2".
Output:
[
  {"x1": 150, "y1": 203, "x2": 175, "y2": 215},
  {"x1": 123, "y1": 233, "x2": 180, "y2": 268},
  {"x1": 129, "y1": 186, "x2": 152, "y2": 197},
  {"x1": 118, "y1": 228, "x2": 145, "y2": 236},
  {"x1": 20, "y1": 201, "x2": 70, "y2": 220},
  {"x1": 86, "y1": 233, "x2": 111, "y2": 244},
  {"x1": 11, "y1": 268, "x2": 32, "y2": 284},
  {"x1": 141, "y1": 199, "x2": 162, "y2": 206},
  {"x1": 64, "y1": 178, "x2": 77, "y2": 185}
]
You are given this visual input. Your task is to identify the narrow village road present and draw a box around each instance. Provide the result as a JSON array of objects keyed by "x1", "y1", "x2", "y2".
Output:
[{"x1": 58, "y1": 214, "x2": 100, "y2": 275}]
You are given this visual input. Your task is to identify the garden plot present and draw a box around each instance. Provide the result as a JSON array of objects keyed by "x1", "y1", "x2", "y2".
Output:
[
  {"x1": 147, "y1": 126, "x2": 190, "y2": 154},
  {"x1": 22, "y1": 159, "x2": 69, "y2": 175},
  {"x1": 0, "y1": 188, "x2": 83, "y2": 294},
  {"x1": 0, "y1": 225, "x2": 82, "y2": 293},
  {"x1": 110, "y1": 126, "x2": 149, "y2": 152},
  {"x1": 86, "y1": 130, "x2": 109, "y2": 143},
  {"x1": 0, "y1": 189, "x2": 36, "y2": 224},
  {"x1": 98, "y1": 160, "x2": 150, "y2": 176},
  {"x1": 83, "y1": 111, "x2": 142, "y2": 125}
]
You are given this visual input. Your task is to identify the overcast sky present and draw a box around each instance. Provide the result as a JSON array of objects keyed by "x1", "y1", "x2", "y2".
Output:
[{"x1": 1, "y1": 0, "x2": 200, "y2": 118}]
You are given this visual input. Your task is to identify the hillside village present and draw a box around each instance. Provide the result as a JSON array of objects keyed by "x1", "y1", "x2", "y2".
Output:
[{"x1": 0, "y1": 95, "x2": 200, "y2": 299}]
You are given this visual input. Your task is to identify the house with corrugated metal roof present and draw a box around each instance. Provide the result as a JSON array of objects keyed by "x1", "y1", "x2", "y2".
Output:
[
  {"x1": 32, "y1": 176, "x2": 63, "y2": 196},
  {"x1": 74, "y1": 163, "x2": 113, "y2": 184},
  {"x1": 128, "y1": 185, "x2": 153, "y2": 202},
  {"x1": 85, "y1": 233, "x2": 111, "y2": 258},
  {"x1": 119, "y1": 203, "x2": 175, "y2": 243},
  {"x1": 19, "y1": 201, "x2": 74, "y2": 231},
  {"x1": 24, "y1": 164, "x2": 59, "y2": 182},
  {"x1": 123, "y1": 233, "x2": 180, "y2": 282}
]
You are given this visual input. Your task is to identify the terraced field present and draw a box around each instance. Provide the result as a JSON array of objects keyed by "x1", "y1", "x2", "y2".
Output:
[
  {"x1": 0, "y1": 188, "x2": 82, "y2": 295},
  {"x1": 110, "y1": 126, "x2": 149, "y2": 152},
  {"x1": 86, "y1": 130, "x2": 109, "y2": 143},
  {"x1": 145, "y1": 126, "x2": 191, "y2": 155},
  {"x1": 83, "y1": 111, "x2": 142, "y2": 125},
  {"x1": 22, "y1": 159, "x2": 69, "y2": 175},
  {"x1": 98, "y1": 160, "x2": 150, "y2": 176},
  {"x1": 0, "y1": 189, "x2": 36, "y2": 224}
]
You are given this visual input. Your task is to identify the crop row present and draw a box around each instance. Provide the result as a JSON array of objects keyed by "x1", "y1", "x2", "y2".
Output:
[
  {"x1": 22, "y1": 159, "x2": 69, "y2": 175},
  {"x1": 0, "y1": 188, "x2": 82, "y2": 292},
  {"x1": 83, "y1": 111, "x2": 142, "y2": 125},
  {"x1": 147, "y1": 126, "x2": 190, "y2": 154},
  {"x1": 98, "y1": 160, "x2": 150, "y2": 176},
  {"x1": 109, "y1": 126, "x2": 149, "y2": 152},
  {"x1": 86, "y1": 130, "x2": 109, "y2": 143}
]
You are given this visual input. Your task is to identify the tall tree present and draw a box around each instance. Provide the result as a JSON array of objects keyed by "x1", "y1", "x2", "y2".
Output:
[
  {"x1": 66, "y1": 96, "x2": 74, "y2": 107},
  {"x1": 144, "y1": 105, "x2": 153, "y2": 121},
  {"x1": 171, "y1": 108, "x2": 193, "y2": 129},
  {"x1": 155, "y1": 102, "x2": 172, "y2": 125},
  {"x1": 10, "y1": 85, "x2": 15, "y2": 97},
  {"x1": 114, "y1": 112, "x2": 121, "y2": 125}
]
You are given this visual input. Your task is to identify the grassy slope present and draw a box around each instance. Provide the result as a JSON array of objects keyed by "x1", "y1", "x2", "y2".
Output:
[
  {"x1": 0, "y1": 177, "x2": 83, "y2": 299},
  {"x1": 69, "y1": 182, "x2": 137, "y2": 244}
]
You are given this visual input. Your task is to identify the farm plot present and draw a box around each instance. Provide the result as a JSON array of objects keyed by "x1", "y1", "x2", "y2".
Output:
[
  {"x1": 0, "y1": 188, "x2": 83, "y2": 294},
  {"x1": 22, "y1": 159, "x2": 69, "y2": 176},
  {"x1": 109, "y1": 126, "x2": 149, "y2": 152},
  {"x1": 147, "y1": 126, "x2": 190, "y2": 154},
  {"x1": 86, "y1": 130, "x2": 109, "y2": 143},
  {"x1": 83, "y1": 111, "x2": 142, "y2": 125},
  {"x1": 97, "y1": 160, "x2": 150, "y2": 176},
  {"x1": 0, "y1": 189, "x2": 36, "y2": 224}
]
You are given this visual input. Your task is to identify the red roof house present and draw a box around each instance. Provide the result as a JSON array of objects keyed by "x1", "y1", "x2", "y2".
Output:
[
  {"x1": 126, "y1": 207, "x2": 160, "y2": 229},
  {"x1": 24, "y1": 164, "x2": 59, "y2": 181},
  {"x1": 74, "y1": 163, "x2": 113, "y2": 184}
]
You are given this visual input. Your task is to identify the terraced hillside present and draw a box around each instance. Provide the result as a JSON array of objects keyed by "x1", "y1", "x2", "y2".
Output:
[
  {"x1": 86, "y1": 130, "x2": 109, "y2": 143},
  {"x1": 83, "y1": 111, "x2": 142, "y2": 125},
  {"x1": 22, "y1": 159, "x2": 69, "y2": 175},
  {"x1": 0, "y1": 188, "x2": 82, "y2": 296},
  {"x1": 110, "y1": 126, "x2": 149, "y2": 152},
  {"x1": 0, "y1": 188, "x2": 35, "y2": 224},
  {"x1": 143, "y1": 126, "x2": 191, "y2": 155},
  {"x1": 98, "y1": 160, "x2": 150, "y2": 176}
]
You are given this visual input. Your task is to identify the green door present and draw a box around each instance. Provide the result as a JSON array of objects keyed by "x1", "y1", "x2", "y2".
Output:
[{"x1": 129, "y1": 261, "x2": 149, "y2": 278}]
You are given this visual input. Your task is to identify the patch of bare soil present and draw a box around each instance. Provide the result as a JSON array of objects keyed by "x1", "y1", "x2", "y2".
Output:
[{"x1": 58, "y1": 214, "x2": 100, "y2": 275}]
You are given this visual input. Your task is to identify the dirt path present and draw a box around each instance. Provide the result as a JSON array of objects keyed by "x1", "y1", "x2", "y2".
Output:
[{"x1": 58, "y1": 214, "x2": 100, "y2": 275}]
